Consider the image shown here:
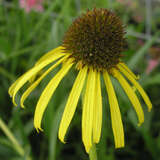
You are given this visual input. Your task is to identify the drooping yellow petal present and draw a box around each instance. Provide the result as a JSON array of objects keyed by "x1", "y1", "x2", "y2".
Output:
[
  {"x1": 20, "y1": 56, "x2": 67, "y2": 108},
  {"x1": 34, "y1": 60, "x2": 73, "y2": 131},
  {"x1": 9, "y1": 75, "x2": 24, "y2": 97},
  {"x1": 82, "y1": 68, "x2": 96, "y2": 153},
  {"x1": 9, "y1": 47, "x2": 66, "y2": 97},
  {"x1": 93, "y1": 71, "x2": 102, "y2": 143},
  {"x1": 118, "y1": 62, "x2": 139, "y2": 80},
  {"x1": 112, "y1": 69, "x2": 144, "y2": 125},
  {"x1": 119, "y1": 65, "x2": 152, "y2": 112},
  {"x1": 35, "y1": 46, "x2": 65, "y2": 65},
  {"x1": 103, "y1": 71, "x2": 124, "y2": 148},
  {"x1": 29, "y1": 47, "x2": 67, "y2": 83},
  {"x1": 10, "y1": 53, "x2": 66, "y2": 106},
  {"x1": 9, "y1": 50, "x2": 64, "y2": 97},
  {"x1": 58, "y1": 67, "x2": 87, "y2": 143}
]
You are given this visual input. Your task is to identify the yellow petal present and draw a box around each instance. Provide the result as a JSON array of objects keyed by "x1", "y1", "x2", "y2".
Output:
[
  {"x1": 20, "y1": 56, "x2": 66, "y2": 108},
  {"x1": 34, "y1": 60, "x2": 73, "y2": 131},
  {"x1": 103, "y1": 71, "x2": 124, "y2": 148},
  {"x1": 112, "y1": 69, "x2": 144, "y2": 125},
  {"x1": 10, "y1": 53, "x2": 66, "y2": 106},
  {"x1": 118, "y1": 62, "x2": 139, "y2": 80},
  {"x1": 58, "y1": 67, "x2": 87, "y2": 143},
  {"x1": 119, "y1": 65, "x2": 152, "y2": 112},
  {"x1": 93, "y1": 71, "x2": 102, "y2": 143},
  {"x1": 35, "y1": 46, "x2": 65, "y2": 65},
  {"x1": 30, "y1": 46, "x2": 67, "y2": 83},
  {"x1": 9, "y1": 75, "x2": 24, "y2": 97},
  {"x1": 82, "y1": 68, "x2": 96, "y2": 153},
  {"x1": 9, "y1": 74, "x2": 27, "y2": 106},
  {"x1": 9, "y1": 48, "x2": 64, "y2": 97}
]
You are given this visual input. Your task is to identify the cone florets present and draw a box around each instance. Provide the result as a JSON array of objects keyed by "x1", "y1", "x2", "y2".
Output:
[{"x1": 63, "y1": 8, "x2": 127, "y2": 71}]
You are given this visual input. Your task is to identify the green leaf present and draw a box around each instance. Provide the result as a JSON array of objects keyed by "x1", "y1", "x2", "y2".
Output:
[{"x1": 48, "y1": 100, "x2": 66, "y2": 160}]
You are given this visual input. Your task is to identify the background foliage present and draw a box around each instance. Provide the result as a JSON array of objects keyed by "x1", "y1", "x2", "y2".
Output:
[{"x1": 0, "y1": 0, "x2": 160, "y2": 160}]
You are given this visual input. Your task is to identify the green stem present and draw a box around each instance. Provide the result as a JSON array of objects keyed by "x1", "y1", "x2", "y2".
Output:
[
  {"x1": 0, "y1": 117, "x2": 31, "y2": 160},
  {"x1": 89, "y1": 144, "x2": 98, "y2": 160}
]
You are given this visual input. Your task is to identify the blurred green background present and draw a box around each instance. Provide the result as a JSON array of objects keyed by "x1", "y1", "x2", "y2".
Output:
[{"x1": 0, "y1": 0, "x2": 160, "y2": 159}]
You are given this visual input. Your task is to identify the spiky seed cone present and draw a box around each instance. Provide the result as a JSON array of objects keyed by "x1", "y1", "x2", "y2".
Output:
[{"x1": 63, "y1": 8, "x2": 127, "y2": 71}]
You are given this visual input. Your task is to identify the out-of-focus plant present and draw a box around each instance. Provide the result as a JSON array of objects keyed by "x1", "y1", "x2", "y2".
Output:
[{"x1": 19, "y1": 0, "x2": 44, "y2": 13}]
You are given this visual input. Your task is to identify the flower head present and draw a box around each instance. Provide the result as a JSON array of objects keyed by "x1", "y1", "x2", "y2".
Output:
[
  {"x1": 63, "y1": 9, "x2": 127, "y2": 71},
  {"x1": 9, "y1": 8, "x2": 152, "y2": 153},
  {"x1": 19, "y1": 0, "x2": 44, "y2": 13}
]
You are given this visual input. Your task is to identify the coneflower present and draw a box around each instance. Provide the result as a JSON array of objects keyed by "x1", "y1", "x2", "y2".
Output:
[{"x1": 9, "y1": 8, "x2": 152, "y2": 153}]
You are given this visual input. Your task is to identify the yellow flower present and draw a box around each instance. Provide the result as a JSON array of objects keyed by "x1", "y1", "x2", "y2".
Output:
[{"x1": 8, "y1": 8, "x2": 152, "y2": 153}]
